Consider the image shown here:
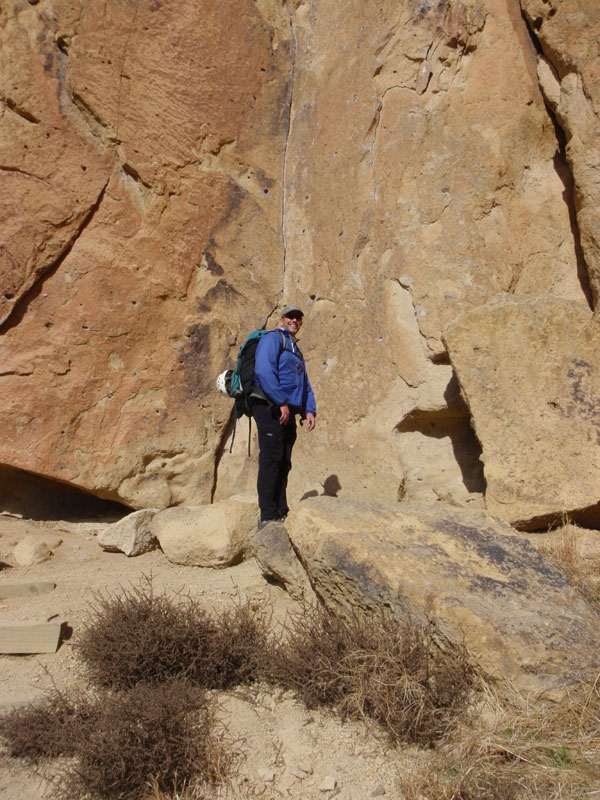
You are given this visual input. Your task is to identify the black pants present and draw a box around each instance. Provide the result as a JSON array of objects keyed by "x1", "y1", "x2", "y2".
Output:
[{"x1": 251, "y1": 400, "x2": 297, "y2": 521}]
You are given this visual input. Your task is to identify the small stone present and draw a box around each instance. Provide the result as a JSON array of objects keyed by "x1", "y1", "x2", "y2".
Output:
[
  {"x1": 254, "y1": 781, "x2": 266, "y2": 795},
  {"x1": 319, "y1": 776, "x2": 337, "y2": 792},
  {"x1": 370, "y1": 784, "x2": 386, "y2": 797},
  {"x1": 14, "y1": 537, "x2": 52, "y2": 567},
  {"x1": 297, "y1": 762, "x2": 313, "y2": 775},
  {"x1": 98, "y1": 508, "x2": 159, "y2": 557}
]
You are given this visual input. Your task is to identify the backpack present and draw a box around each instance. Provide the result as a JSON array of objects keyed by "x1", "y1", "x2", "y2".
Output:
[{"x1": 216, "y1": 329, "x2": 285, "y2": 453}]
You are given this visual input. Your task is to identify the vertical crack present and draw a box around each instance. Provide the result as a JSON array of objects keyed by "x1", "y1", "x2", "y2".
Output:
[
  {"x1": 281, "y1": 2, "x2": 298, "y2": 278},
  {"x1": 115, "y1": 0, "x2": 141, "y2": 141},
  {"x1": 520, "y1": 8, "x2": 593, "y2": 310}
]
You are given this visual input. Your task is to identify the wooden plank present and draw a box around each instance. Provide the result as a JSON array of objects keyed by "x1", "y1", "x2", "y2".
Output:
[
  {"x1": 0, "y1": 582, "x2": 56, "y2": 600},
  {"x1": 0, "y1": 620, "x2": 66, "y2": 654}
]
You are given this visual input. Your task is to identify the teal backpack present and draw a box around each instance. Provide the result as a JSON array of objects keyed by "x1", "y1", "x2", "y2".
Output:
[{"x1": 216, "y1": 329, "x2": 285, "y2": 452}]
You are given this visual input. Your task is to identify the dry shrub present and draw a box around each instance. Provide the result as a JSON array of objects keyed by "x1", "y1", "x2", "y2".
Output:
[
  {"x1": 63, "y1": 681, "x2": 227, "y2": 800},
  {"x1": 401, "y1": 769, "x2": 520, "y2": 800},
  {"x1": 0, "y1": 689, "x2": 89, "y2": 762},
  {"x1": 77, "y1": 577, "x2": 269, "y2": 690},
  {"x1": 266, "y1": 603, "x2": 477, "y2": 745},
  {"x1": 0, "y1": 681, "x2": 229, "y2": 800}
]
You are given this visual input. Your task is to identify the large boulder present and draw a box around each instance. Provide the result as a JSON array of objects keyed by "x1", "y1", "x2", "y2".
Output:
[
  {"x1": 152, "y1": 498, "x2": 258, "y2": 567},
  {"x1": 444, "y1": 296, "x2": 600, "y2": 529},
  {"x1": 286, "y1": 497, "x2": 600, "y2": 694}
]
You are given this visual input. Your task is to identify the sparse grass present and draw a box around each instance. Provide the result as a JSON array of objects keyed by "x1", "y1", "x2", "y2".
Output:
[
  {"x1": 77, "y1": 577, "x2": 269, "y2": 690},
  {"x1": 266, "y1": 603, "x2": 478, "y2": 745},
  {"x1": 538, "y1": 526, "x2": 600, "y2": 613},
  {"x1": 0, "y1": 681, "x2": 229, "y2": 800},
  {"x1": 400, "y1": 674, "x2": 600, "y2": 799}
]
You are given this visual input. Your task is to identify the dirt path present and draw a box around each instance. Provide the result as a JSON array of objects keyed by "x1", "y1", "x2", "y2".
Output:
[{"x1": 0, "y1": 515, "x2": 425, "y2": 800}]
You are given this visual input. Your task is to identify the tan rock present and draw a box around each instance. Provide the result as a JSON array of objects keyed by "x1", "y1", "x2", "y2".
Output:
[
  {"x1": 444, "y1": 296, "x2": 600, "y2": 529},
  {"x1": 0, "y1": 0, "x2": 292, "y2": 508},
  {"x1": 281, "y1": 0, "x2": 589, "y2": 507},
  {"x1": 286, "y1": 497, "x2": 600, "y2": 693},
  {"x1": 13, "y1": 537, "x2": 52, "y2": 567},
  {"x1": 522, "y1": 0, "x2": 600, "y2": 304},
  {"x1": 98, "y1": 509, "x2": 158, "y2": 557},
  {"x1": 152, "y1": 499, "x2": 258, "y2": 567},
  {"x1": 0, "y1": 0, "x2": 597, "y2": 516}
]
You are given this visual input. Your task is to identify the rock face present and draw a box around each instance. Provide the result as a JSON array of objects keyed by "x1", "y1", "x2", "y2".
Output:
[
  {"x1": 0, "y1": 0, "x2": 291, "y2": 508},
  {"x1": 521, "y1": 0, "x2": 600, "y2": 303},
  {"x1": 444, "y1": 296, "x2": 600, "y2": 530},
  {"x1": 0, "y1": 0, "x2": 599, "y2": 528},
  {"x1": 286, "y1": 497, "x2": 600, "y2": 693}
]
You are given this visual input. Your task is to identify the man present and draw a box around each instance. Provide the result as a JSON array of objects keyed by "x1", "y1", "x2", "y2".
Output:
[{"x1": 252, "y1": 304, "x2": 316, "y2": 527}]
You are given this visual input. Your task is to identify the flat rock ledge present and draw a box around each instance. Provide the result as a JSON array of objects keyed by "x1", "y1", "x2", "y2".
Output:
[{"x1": 286, "y1": 497, "x2": 600, "y2": 695}]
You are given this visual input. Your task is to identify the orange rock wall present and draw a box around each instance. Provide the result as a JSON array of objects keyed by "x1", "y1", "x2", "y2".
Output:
[{"x1": 1, "y1": 0, "x2": 599, "y2": 524}]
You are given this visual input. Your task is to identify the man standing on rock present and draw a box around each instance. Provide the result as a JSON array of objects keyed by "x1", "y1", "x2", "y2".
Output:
[{"x1": 252, "y1": 305, "x2": 316, "y2": 528}]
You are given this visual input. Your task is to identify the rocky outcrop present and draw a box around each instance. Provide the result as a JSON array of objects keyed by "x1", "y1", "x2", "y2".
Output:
[
  {"x1": 0, "y1": 0, "x2": 598, "y2": 525},
  {"x1": 281, "y1": 0, "x2": 591, "y2": 508},
  {"x1": 444, "y1": 296, "x2": 600, "y2": 530},
  {"x1": 286, "y1": 497, "x2": 600, "y2": 693}
]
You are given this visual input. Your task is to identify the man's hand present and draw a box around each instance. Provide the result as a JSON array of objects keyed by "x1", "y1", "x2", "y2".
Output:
[
  {"x1": 279, "y1": 404, "x2": 290, "y2": 425},
  {"x1": 305, "y1": 412, "x2": 316, "y2": 431}
]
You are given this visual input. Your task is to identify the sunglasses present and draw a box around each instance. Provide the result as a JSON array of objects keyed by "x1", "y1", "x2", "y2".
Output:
[{"x1": 284, "y1": 313, "x2": 303, "y2": 321}]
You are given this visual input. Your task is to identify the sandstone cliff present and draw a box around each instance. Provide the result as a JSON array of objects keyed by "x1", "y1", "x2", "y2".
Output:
[{"x1": 1, "y1": 0, "x2": 599, "y2": 531}]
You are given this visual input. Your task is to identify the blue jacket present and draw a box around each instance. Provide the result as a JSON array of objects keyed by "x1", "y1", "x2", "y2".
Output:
[{"x1": 254, "y1": 329, "x2": 317, "y2": 415}]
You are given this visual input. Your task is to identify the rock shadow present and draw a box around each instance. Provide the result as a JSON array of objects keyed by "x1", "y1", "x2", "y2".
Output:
[
  {"x1": 300, "y1": 473, "x2": 342, "y2": 501},
  {"x1": 396, "y1": 375, "x2": 485, "y2": 495}
]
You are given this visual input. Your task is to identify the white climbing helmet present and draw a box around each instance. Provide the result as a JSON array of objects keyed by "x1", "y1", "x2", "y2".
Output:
[{"x1": 216, "y1": 369, "x2": 233, "y2": 395}]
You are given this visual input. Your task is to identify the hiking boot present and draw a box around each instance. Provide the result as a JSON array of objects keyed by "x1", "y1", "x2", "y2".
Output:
[{"x1": 257, "y1": 519, "x2": 276, "y2": 531}]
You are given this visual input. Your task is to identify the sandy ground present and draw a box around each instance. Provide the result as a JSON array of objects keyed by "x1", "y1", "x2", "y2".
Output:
[{"x1": 0, "y1": 514, "x2": 427, "y2": 800}]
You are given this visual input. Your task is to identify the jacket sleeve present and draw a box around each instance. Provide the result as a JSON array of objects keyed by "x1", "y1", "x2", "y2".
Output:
[
  {"x1": 305, "y1": 374, "x2": 317, "y2": 416},
  {"x1": 254, "y1": 332, "x2": 288, "y2": 406}
]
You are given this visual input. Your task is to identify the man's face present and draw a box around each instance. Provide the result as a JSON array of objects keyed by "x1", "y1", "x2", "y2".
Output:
[{"x1": 279, "y1": 313, "x2": 303, "y2": 335}]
